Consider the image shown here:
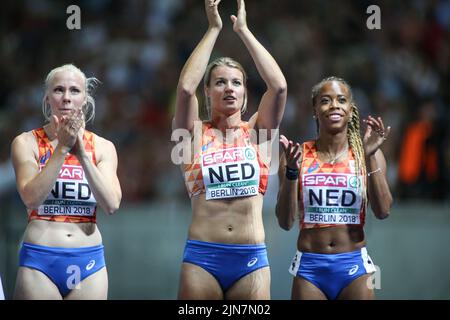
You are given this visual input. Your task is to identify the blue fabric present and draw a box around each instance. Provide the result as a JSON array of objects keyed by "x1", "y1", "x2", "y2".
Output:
[
  {"x1": 0, "y1": 275, "x2": 4, "y2": 300},
  {"x1": 19, "y1": 242, "x2": 105, "y2": 297},
  {"x1": 289, "y1": 248, "x2": 375, "y2": 300},
  {"x1": 183, "y1": 239, "x2": 269, "y2": 291}
]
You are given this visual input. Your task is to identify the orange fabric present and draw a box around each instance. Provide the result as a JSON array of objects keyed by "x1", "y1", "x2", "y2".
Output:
[
  {"x1": 298, "y1": 140, "x2": 366, "y2": 229},
  {"x1": 28, "y1": 127, "x2": 97, "y2": 223},
  {"x1": 398, "y1": 121, "x2": 432, "y2": 184},
  {"x1": 182, "y1": 121, "x2": 269, "y2": 198}
]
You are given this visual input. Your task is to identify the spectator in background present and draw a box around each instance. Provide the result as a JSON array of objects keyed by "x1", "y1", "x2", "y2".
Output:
[{"x1": 398, "y1": 99, "x2": 445, "y2": 199}]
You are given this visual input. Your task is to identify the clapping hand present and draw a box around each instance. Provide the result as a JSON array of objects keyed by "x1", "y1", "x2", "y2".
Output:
[
  {"x1": 280, "y1": 134, "x2": 301, "y2": 170},
  {"x1": 363, "y1": 115, "x2": 391, "y2": 157}
]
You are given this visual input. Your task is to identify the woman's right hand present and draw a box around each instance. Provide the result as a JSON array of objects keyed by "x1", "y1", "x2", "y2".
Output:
[
  {"x1": 50, "y1": 109, "x2": 83, "y2": 152},
  {"x1": 280, "y1": 134, "x2": 301, "y2": 170},
  {"x1": 205, "y1": 0, "x2": 222, "y2": 30}
]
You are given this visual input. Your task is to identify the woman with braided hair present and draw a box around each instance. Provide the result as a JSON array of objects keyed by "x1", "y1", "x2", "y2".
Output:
[{"x1": 275, "y1": 77, "x2": 392, "y2": 299}]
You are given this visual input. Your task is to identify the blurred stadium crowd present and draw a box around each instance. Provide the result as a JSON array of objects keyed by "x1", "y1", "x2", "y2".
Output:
[{"x1": 0, "y1": 0, "x2": 449, "y2": 203}]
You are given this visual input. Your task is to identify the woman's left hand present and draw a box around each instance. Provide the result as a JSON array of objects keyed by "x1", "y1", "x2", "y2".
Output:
[
  {"x1": 68, "y1": 109, "x2": 86, "y2": 157},
  {"x1": 363, "y1": 115, "x2": 391, "y2": 156},
  {"x1": 230, "y1": 0, "x2": 248, "y2": 33}
]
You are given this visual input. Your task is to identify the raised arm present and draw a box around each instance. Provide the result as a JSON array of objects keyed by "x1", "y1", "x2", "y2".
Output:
[
  {"x1": 275, "y1": 135, "x2": 302, "y2": 231},
  {"x1": 231, "y1": 0, "x2": 287, "y2": 131},
  {"x1": 173, "y1": 0, "x2": 223, "y2": 131},
  {"x1": 363, "y1": 116, "x2": 393, "y2": 219}
]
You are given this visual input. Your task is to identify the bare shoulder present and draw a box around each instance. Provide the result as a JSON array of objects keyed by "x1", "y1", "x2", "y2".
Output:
[
  {"x1": 92, "y1": 133, "x2": 117, "y2": 159},
  {"x1": 11, "y1": 131, "x2": 37, "y2": 154},
  {"x1": 12, "y1": 131, "x2": 35, "y2": 145},
  {"x1": 11, "y1": 131, "x2": 39, "y2": 169}
]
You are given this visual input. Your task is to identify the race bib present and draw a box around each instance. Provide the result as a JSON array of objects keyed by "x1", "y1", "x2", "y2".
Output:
[
  {"x1": 201, "y1": 147, "x2": 260, "y2": 200},
  {"x1": 302, "y1": 173, "x2": 362, "y2": 224},
  {"x1": 37, "y1": 164, "x2": 96, "y2": 216}
]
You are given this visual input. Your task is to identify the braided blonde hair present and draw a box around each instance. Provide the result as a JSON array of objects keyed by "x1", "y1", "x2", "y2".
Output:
[{"x1": 311, "y1": 76, "x2": 367, "y2": 205}]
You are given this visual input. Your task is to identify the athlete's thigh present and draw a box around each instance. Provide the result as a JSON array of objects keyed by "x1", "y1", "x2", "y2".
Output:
[
  {"x1": 178, "y1": 263, "x2": 223, "y2": 300},
  {"x1": 14, "y1": 267, "x2": 62, "y2": 300},
  {"x1": 225, "y1": 267, "x2": 270, "y2": 300},
  {"x1": 65, "y1": 267, "x2": 108, "y2": 300},
  {"x1": 338, "y1": 274, "x2": 374, "y2": 300},
  {"x1": 291, "y1": 276, "x2": 327, "y2": 300}
]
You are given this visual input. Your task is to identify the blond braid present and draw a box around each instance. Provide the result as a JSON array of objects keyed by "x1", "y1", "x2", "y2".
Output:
[
  {"x1": 311, "y1": 76, "x2": 368, "y2": 205},
  {"x1": 348, "y1": 102, "x2": 368, "y2": 206}
]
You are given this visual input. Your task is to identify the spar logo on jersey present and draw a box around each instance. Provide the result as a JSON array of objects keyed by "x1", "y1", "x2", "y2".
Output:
[
  {"x1": 58, "y1": 165, "x2": 84, "y2": 180},
  {"x1": 203, "y1": 148, "x2": 245, "y2": 166},
  {"x1": 39, "y1": 164, "x2": 84, "y2": 180},
  {"x1": 304, "y1": 174, "x2": 348, "y2": 187}
]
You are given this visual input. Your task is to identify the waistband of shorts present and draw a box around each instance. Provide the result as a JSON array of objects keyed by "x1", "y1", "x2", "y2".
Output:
[
  {"x1": 21, "y1": 242, "x2": 104, "y2": 256},
  {"x1": 296, "y1": 247, "x2": 367, "y2": 259},
  {"x1": 187, "y1": 239, "x2": 266, "y2": 251}
]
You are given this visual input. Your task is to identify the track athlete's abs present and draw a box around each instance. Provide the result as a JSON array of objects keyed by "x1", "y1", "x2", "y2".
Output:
[
  {"x1": 24, "y1": 219, "x2": 102, "y2": 248},
  {"x1": 190, "y1": 193, "x2": 265, "y2": 244}
]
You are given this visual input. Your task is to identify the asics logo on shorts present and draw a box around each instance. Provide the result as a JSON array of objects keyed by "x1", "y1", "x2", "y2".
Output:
[
  {"x1": 247, "y1": 257, "x2": 258, "y2": 267},
  {"x1": 348, "y1": 264, "x2": 359, "y2": 275},
  {"x1": 86, "y1": 260, "x2": 96, "y2": 270}
]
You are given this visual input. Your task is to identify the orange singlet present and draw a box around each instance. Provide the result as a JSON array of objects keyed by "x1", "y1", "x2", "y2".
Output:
[
  {"x1": 28, "y1": 127, "x2": 97, "y2": 223},
  {"x1": 298, "y1": 141, "x2": 367, "y2": 230},
  {"x1": 182, "y1": 121, "x2": 269, "y2": 200}
]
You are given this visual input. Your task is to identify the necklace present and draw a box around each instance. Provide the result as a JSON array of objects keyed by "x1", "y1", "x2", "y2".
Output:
[
  {"x1": 317, "y1": 142, "x2": 348, "y2": 165},
  {"x1": 327, "y1": 148, "x2": 348, "y2": 165}
]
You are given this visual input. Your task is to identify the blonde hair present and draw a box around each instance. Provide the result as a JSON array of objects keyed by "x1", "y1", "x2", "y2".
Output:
[
  {"x1": 42, "y1": 64, "x2": 100, "y2": 123},
  {"x1": 311, "y1": 76, "x2": 367, "y2": 205},
  {"x1": 203, "y1": 57, "x2": 247, "y2": 118}
]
